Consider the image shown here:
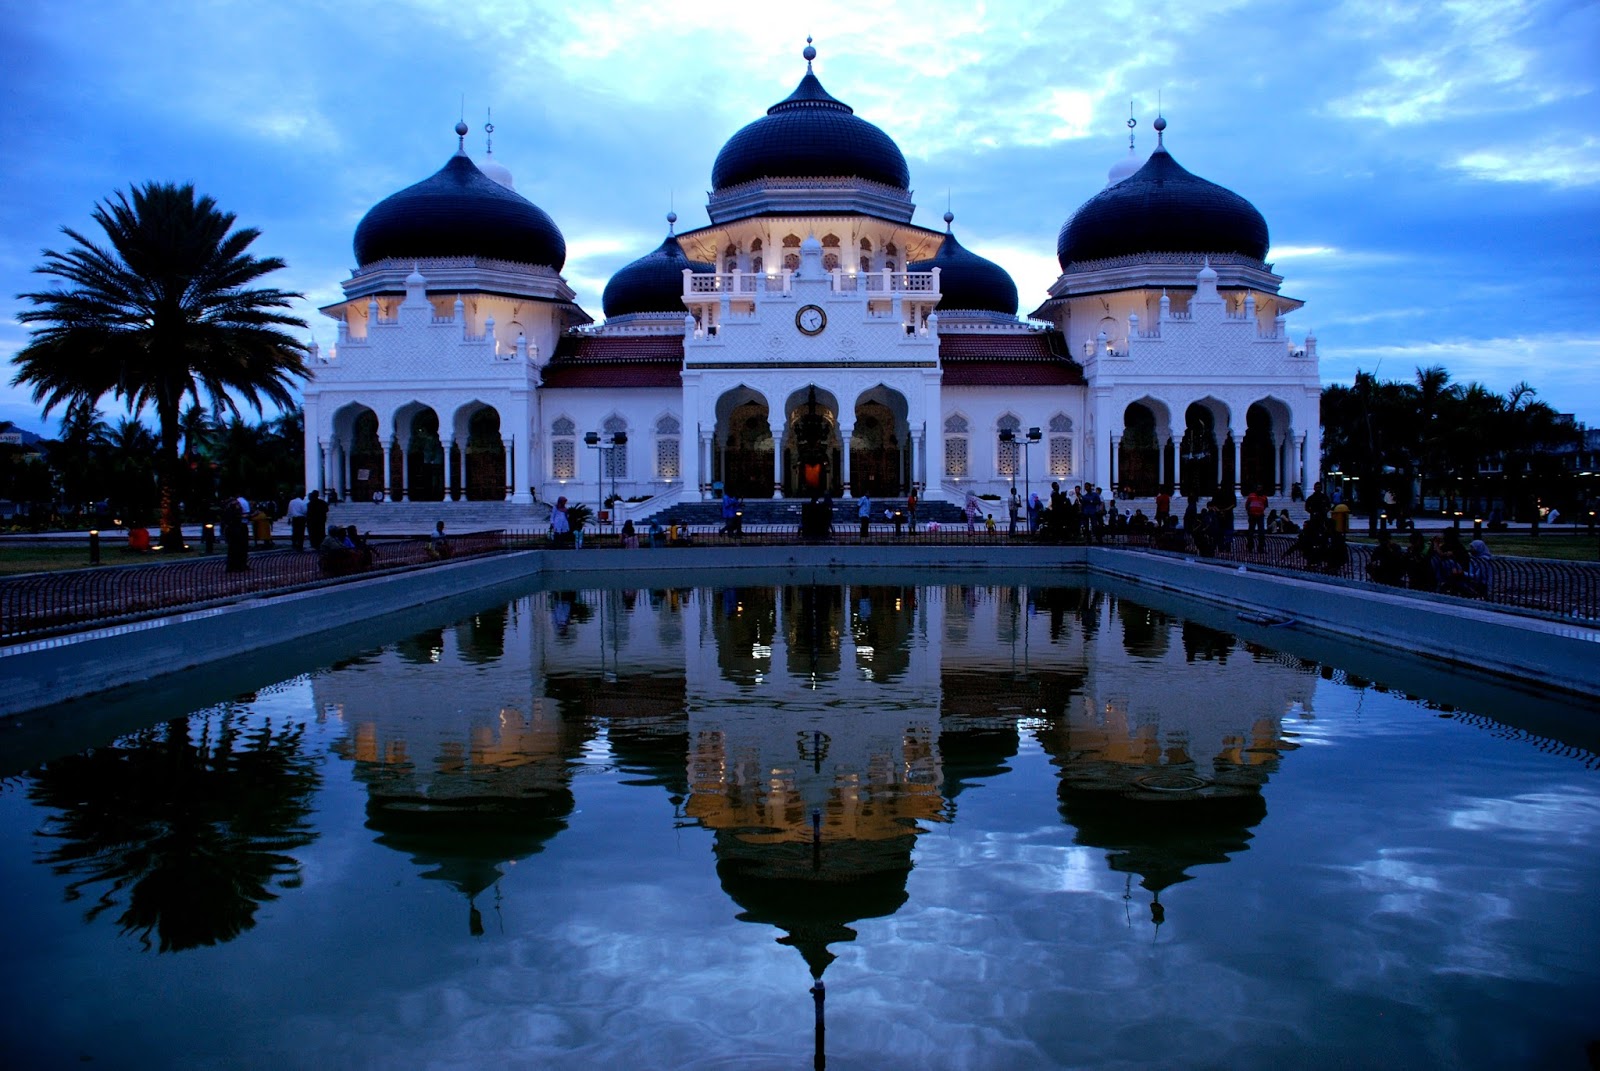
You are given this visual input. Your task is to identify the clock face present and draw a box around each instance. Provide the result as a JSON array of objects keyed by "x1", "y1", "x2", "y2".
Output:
[{"x1": 796, "y1": 304, "x2": 827, "y2": 336}]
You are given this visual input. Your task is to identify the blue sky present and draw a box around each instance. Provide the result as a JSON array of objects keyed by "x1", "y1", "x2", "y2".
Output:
[{"x1": 3, "y1": 0, "x2": 1597, "y2": 435}]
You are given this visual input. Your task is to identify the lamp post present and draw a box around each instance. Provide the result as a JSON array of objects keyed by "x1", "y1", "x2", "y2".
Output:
[
  {"x1": 609, "y1": 432, "x2": 627, "y2": 521},
  {"x1": 1024, "y1": 427, "x2": 1041, "y2": 516},
  {"x1": 584, "y1": 431, "x2": 604, "y2": 523}
]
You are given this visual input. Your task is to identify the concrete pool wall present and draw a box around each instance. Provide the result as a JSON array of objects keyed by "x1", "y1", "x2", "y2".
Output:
[{"x1": 3, "y1": 544, "x2": 1596, "y2": 717}]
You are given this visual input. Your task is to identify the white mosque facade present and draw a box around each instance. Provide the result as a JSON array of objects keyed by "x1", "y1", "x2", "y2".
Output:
[{"x1": 301, "y1": 45, "x2": 1322, "y2": 516}]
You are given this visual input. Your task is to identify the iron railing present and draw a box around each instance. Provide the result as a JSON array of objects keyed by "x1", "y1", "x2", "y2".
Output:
[
  {"x1": 0, "y1": 530, "x2": 508, "y2": 643},
  {"x1": 508, "y1": 524, "x2": 1600, "y2": 622},
  {"x1": 5, "y1": 524, "x2": 1595, "y2": 644}
]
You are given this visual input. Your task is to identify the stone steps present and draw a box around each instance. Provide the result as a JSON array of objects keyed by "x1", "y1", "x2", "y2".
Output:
[{"x1": 318, "y1": 500, "x2": 551, "y2": 535}]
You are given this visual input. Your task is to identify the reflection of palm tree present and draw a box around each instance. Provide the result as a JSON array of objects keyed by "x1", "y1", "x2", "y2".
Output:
[{"x1": 29, "y1": 711, "x2": 321, "y2": 953}]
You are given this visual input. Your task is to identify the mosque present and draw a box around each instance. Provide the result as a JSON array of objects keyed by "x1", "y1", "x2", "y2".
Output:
[{"x1": 301, "y1": 42, "x2": 1322, "y2": 518}]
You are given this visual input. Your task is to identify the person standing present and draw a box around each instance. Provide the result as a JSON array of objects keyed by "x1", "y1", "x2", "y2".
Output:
[
  {"x1": 287, "y1": 491, "x2": 308, "y2": 551},
  {"x1": 1155, "y1": 487, "x2": 1172, "y2": 526},
  {"x1": 306, "y1": 490, "x2": 329, "y2": 549},
  {"x1": 858, "y1": 494, "x2": 873, "y2": 538},
  {"x1": 222, "y1": 494, "x2": 249, "y2": 572},
  {"x1": 1008, "y1": 487, "x2": 1021, "y2": 535},
  {"x1": 965, "y1": 492, "x2": 979, "y2": 534},
  {"x1": 906, "y1": 486, "x2": 918, "y2": 531},
  {"x1": 1304, "y1": 481, "x2": 1331, "y2": 530},
  {"x1": 551, "y1": 496, "x2": 572, "y2": 548},
  {"x1": 1244, "y1": 486, "x2": 1269, "y2": 552}
]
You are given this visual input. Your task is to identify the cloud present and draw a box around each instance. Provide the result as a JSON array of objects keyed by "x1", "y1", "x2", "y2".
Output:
[
  {"x1": 1325, "y1": 0, "x2": 1594, "y2": 126},
  {"x1": 1452, "y1": 136, "x2": 1600, "y2": 188}
]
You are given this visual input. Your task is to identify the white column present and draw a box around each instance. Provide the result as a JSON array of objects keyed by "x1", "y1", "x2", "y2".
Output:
[
  {"x1": 399, "y1": 438, "x2": 412, "y2": 501},
  {"x1": 1231, "y1": 430, "x2": 1243, "y2": 494},
  {"x1": 340, "y1": 440, "x2": 352, "y2": 499},
  {"x1": 1157, "y1": 437, "x2": 1168, "y2": 489},
  {"x1": 502, "y1": 437, "x2": 515, "y2": 501},
  {"x1": 913, "y1": 427, "x2": 926, "y2": 491},
  {"x1": 1109, "y1": 434, "x2": 1122, "y2": 490},
  {"x1": 317, "y1": 441, "x2": 329, "y2": 494},
  {"x1": 840, "y1": 430, "x2": 854, "y2": 497},
  {"x1": 772, "y1": 430, "x2": 785, "y2": 498},
  {"x1": 444, "y1": 438, "x2": 457, "y2": 500}
]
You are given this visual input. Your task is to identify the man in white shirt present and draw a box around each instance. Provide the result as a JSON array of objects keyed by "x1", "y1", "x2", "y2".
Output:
[{"x1": 286, "y1": 492, "x2": 308, "y2": 551}]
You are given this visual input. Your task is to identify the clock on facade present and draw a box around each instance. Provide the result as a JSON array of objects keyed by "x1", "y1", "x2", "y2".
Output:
[{"x1": 795, "y1": 304, "x2": 827, "y2": 336}]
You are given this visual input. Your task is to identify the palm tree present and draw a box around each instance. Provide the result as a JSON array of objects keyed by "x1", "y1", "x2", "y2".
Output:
[{"x1": 12, "y1": 182, "x2": 309, "y2": 550}]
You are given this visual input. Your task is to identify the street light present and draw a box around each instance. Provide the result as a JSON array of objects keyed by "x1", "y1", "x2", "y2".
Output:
[
  {"x1": 586, "y1": 430, "x2": 628, "y2": 529},
  {"x1": 584, "y1": 431, "x2": 604, "y2": 523},
  {"x1": 1024, "y1": 428, "x2": 1042, "y2": 529}
]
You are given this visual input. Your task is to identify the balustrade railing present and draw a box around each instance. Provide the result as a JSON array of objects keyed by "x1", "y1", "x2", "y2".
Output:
[{"x1": 0, "y1": 531, "x2": 508, "y2": 642}]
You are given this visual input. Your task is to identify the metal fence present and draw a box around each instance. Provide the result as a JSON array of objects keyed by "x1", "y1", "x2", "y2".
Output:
[
  {"x1": 511, "y1": 523, "x2": 1600, "y2": 622},
  {"x1": 0, "y1": 530, "x2": 508, "y2": 643},
  {"x1": 5, "y1": 523, "x2": 1596, "y2": 644}
]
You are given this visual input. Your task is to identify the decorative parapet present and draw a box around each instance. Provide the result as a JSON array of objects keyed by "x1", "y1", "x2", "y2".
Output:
[{"x1": 706, "y1": 174, "x2": 916, "y2": 225}]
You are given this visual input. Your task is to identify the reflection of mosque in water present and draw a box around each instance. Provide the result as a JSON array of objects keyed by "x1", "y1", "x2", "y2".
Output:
[{"x1": 315, "y1": 584, "x2": 1312, "y2": 958}]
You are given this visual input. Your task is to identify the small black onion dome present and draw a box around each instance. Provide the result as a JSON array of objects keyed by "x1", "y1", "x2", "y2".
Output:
[
  {"x1": 909, "y1": 219, "x2": 1019, "y2": 315},
  {"x1": 1056, "y1": 140, "x2": 1268, "y2": 269},
  {"x1": 711, "y1": 67, "x2": 910, "y2": 190},
  {"x1": 354, "y1": 152, "x2": 567, "y2": 270},
  {"x1": 601, "y1": 230, "x2": 715, "y2": 318}
]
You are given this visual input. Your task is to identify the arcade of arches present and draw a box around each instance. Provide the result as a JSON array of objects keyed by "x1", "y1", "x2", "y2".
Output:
[
  {"x1": 1113, "y1": 398, "x2": 1298, "y2": 499},
  {"x1": 712, "y1": 387, "x2": 914, "y2": 499},
  {"x1": 325, "y1": 403, "x2": 511, "y2": 503}
]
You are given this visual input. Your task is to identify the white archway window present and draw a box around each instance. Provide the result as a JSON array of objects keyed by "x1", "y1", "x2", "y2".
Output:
[
  {"x1": 551, "y1": 416, "x2": 576, "y2": 480},
  {"x1": 655, "y1": 415, "x2": 681, "y2": 479},
  {"x1": 943, "y1": 414, "x2": 969, "y2": 478},
  {"x1": 1048, "y1": 414, "x2": 1074, "y2": 477},
  {"x1": 996, "y1": 415, "x2": 1021, "y2": 478},
  {"x1": 603, "y1": 416, "x2": 629, "y2": 480}
]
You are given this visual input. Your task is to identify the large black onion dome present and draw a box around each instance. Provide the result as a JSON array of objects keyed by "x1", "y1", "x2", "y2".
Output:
[
  {"x1": 711, "y1": 62, "x2": 910, "y2": 191},
  {"x1": 354, "y1": 151, "x2": 567, "y2": 270},
  {"x1": 1056, "y1": 138, "x2": 1268, "y2": 269},
  {"x1": 602, "y1": 228, "x2": 715, "y2": 318},
  {"x1": 909, "y1": 219, "x2": 1019, "y2": 315}
]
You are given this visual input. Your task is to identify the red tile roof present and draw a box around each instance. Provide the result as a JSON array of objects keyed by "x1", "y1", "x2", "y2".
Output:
[
  {"x1": 542, "y1": 334, "x2": 685, "y2": 388},
  {"x1": 938, "y1": 331, "x2": 1085, "y2": 386}
]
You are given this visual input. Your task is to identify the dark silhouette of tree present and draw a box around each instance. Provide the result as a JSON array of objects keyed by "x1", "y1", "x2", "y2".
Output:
[
  {"x1": 12, "y1": 182, "x2": 309, "y2": 550},
  {"x1": 28, "y1": 711, "x2": 322, "y2": 953}
]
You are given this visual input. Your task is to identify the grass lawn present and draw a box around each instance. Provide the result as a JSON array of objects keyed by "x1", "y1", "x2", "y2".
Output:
[
  {"x1": 0, "y1": 542, "x2": 207, "y2": 576},
  {"x1": 1349, "y1": 530, "x2": 1600, "y2": 562}
]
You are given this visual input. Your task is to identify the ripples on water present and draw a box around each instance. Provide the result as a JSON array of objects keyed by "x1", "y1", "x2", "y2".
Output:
[{"x1": 1, "y1": 580, "x2": 1597, "y2": 1070}]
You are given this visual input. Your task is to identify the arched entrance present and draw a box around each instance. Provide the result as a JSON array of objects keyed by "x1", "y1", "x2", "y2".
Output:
[
  {"x1": 403, "y1": 407, "x2": 446, "y2": 502},
  {"x1": 348, "y1": 408, "x2": 384, "y2": 502},
  {"x1": 465, "y1": 408, "x2": 506, "y2": 500},
  {"x1": 784, "y1": 386, "x2": 840, "y2": 498},
  {"x1": 719, "y1": 392, "x2": 774, "y2": 499},
  {"x1": 1242, "y1": 401, "x2": 1285, "y2": 494},
  {"x1": 849, "y1": 390, "x2": 905, "y2": 498},
  {"x1": 1179, "y1": 402, "x2": 1221, "y2": 499},
  {"x1": 1118, "y1": 402, "x2": 1161, "y2": 496}
]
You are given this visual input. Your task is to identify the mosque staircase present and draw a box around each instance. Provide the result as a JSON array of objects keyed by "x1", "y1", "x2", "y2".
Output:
[
  {"x1": 641, "y1": 497, "x2": 969, "y2": 530},
  {"x1": 318, "y1": 499, "x2": 551, "y2": 536}
]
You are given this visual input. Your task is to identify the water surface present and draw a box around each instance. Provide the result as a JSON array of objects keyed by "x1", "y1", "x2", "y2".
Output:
[{"x1": 2, "y1": 579, "x2": 1596, "y2": 1070}]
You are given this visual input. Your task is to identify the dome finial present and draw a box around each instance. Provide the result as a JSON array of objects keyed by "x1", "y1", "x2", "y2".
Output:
[
  {"x1": 666, "y1": 209, "x2": 677, "y2": 235},
  {"x1": 484, "y1": 107, "x2": 495, "y2": 155},
  {"x1": 1154, "y1": 93, "x2": 1166, "y2": 148},
  {"x1": 803, "y1": 35, "x2": 816, "y2": 68}
]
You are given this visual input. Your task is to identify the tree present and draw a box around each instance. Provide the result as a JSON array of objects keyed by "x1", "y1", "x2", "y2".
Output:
[{"x1": 12, "y1": 182, "x2": 309, "y2": 550}]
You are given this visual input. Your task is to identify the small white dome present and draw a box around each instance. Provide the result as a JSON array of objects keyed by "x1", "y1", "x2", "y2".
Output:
[
  {"x1": 1107, "y1": 148, "x2": 1145, "y2": 186},
  {"x1": 478, "y1": 152, "x2": 515, "y2": 189}
]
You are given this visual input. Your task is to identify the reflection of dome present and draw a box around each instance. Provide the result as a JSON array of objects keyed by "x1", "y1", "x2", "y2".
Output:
[
  {"x1": 1057, "y1": 786, "x2": 1266, "y2": 895},
  {"x1": 353, "y1": 127, "x2": 566, "y2": 269},
  {"x1": 716, "y1": 834, "x2": 913, "y2": 978},
  {"x1": 602, "y1": 224, "x2": 715, "y2": 318},
  {"x1": 1057, "y1": 122, "x2": 1268, "y2": 269},
  {"x1": 711, "y1": 45, "x2": 910, "y2": 192},
  {"x1": 909, "y1": 215, "x2": 1019, "y2": 315}
]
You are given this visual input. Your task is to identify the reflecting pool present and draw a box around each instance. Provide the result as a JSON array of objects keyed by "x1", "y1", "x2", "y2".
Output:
[{"x1": 2, "y1": 578, "x2": 1598, "y2": 1070}]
